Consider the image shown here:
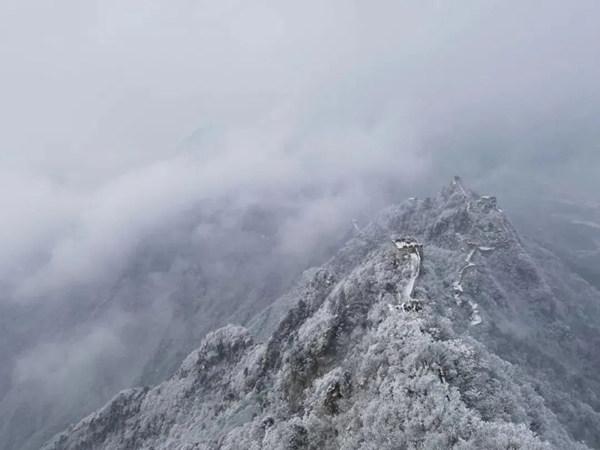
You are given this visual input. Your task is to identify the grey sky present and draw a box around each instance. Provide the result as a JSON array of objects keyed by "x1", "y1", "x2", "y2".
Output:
[
  {"x1": 1, "y1": 0, "x2": 599, "y2": 300},
  {"x1": 2, "y1": 4, "x2": 600, "y2": 449}
]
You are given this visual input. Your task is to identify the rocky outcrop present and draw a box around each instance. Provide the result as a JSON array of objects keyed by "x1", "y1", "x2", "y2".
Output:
[{"x1": 44, "y1": 180, "x2": 600, "y2": 449}]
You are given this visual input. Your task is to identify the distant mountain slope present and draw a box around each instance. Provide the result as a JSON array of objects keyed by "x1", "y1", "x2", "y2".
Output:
[
  {"x1": 44, "y1": 179, "x2": 600, "y2": 449},
  {"x1": 509, "y1": 195, "x2": 600, "y2": 291},
  {"x1": 0, "y1": 198, "x2": 346, "y2": 450}
]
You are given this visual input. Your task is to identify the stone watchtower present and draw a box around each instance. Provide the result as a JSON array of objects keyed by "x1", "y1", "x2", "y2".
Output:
[{"x1": 392, "y1": 237, "x2": 424, "y2": 261}]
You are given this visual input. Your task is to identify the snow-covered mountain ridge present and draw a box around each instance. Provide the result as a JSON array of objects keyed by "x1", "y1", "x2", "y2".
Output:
[{"x1": 43, "y1": 179, "x2": 600, "y2": 449}]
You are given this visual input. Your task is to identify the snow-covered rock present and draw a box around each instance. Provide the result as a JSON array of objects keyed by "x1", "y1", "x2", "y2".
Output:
[{"x1": 43, "y1": 180, "x2": 600, "y2": 450}]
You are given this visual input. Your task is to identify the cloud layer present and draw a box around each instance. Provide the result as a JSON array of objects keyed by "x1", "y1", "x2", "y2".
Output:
[
  {"x1": 1, "y1": 1, "x2": 599, "y2": 302},
  {"x1": 1, "y1": 4, "x2": 600, "y2": 447}
]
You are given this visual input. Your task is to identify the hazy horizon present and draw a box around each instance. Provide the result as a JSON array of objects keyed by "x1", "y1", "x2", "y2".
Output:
[{"x1": 1, "y1": 2, "x2": 600, "y2": 449}]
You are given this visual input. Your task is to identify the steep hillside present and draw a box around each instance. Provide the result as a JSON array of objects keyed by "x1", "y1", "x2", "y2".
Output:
[
  {"x1": 44, "y1": 179, "x2": 600, "y2": 449},
  {"x1": 0, "y1": 199, "x2": 344, "y2": 450}
]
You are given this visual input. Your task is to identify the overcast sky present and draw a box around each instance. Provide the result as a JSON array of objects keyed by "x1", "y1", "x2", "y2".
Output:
[
  {"x1": 1, "y1": 0, "x2": 599, "y2": 300},
  {"x1": 3, "y1": 5, "x2": 600, "y2": 448}
]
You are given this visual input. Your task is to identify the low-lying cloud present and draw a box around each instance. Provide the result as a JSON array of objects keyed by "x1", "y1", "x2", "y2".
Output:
[
  {"x1": 2, "y1": 0, "x2": 599, "y2": 303},
  {"x1": 1, "y1": 2, "x2": 600, "y2": 447}
]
